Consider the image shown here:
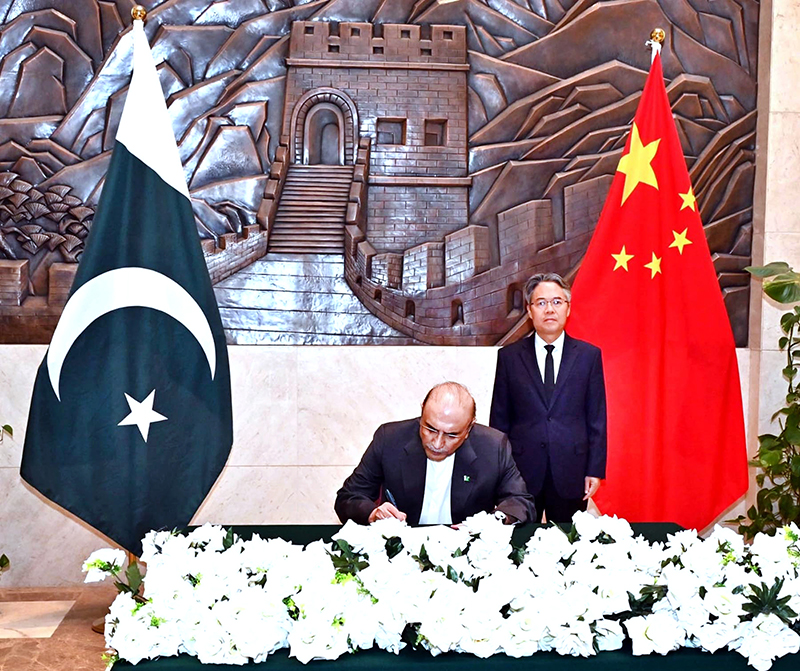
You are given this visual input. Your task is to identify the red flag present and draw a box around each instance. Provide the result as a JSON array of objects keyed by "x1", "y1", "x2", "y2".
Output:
[{"x1": 567, "y1": 51, "x2": 748, "y2": 530}]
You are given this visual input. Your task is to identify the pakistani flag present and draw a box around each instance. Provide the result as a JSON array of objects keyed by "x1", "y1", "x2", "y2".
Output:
[{"x1": 20, "y1": 18, "x2": 232, "y2": 555}]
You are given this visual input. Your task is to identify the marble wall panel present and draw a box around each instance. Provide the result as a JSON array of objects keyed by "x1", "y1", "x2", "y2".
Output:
[
  {"x1": 0, "y1": 468, "x2": 113, "y2": 587},
  {"x1": 769, "y1": 0, "x2": 800, "y2": 113},
  {"x1": 0, "y1": 345, "x2": 44, "y2": 468},
  {"x1": 226, "y1": 346, "x2": 298, "y2": 467},
  {"x1": 763, "y1": 112, "x2": 800, "y2": 234},
  {"x1": 756, "y1": 348, "x2": 792, "y2": 436},
  {"x1": 295, "y1": 346, "x2": 462, "y2": 466},
  {"x1": 192, "y1": 465, "x2": 354, "y2": 525}
]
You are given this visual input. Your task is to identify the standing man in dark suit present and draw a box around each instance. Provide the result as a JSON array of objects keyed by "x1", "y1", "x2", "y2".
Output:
[
  {"x1": 490, "y1": 273, "x2": 607, "y2": 523},
  {"x1": 335, "y1": 382, "x2": 535, "y2": 526}
]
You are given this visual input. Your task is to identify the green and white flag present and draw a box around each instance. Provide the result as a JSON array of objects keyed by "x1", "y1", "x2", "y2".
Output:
[{"x1": 21, "y1": 18, "x2": 232, "y2": 555}]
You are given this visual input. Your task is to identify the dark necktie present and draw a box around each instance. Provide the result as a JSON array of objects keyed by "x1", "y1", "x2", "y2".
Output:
[{"x1": 544, "y1": 344, "x2": 555, "y2": 403}]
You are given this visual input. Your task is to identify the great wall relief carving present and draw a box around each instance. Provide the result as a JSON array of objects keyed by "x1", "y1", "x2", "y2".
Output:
[{"x1": 0, "y1": 0, "x2": 758, "y2": 345}]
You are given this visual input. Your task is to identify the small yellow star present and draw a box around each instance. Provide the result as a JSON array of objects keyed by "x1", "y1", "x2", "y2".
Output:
[
  {"x1": 679, "y1": 187, "x2": 697, "y2": 211},
  {"x1": 643, "y1": 252, "x2": 662, "y2": 279},
  {"x1": 611, "y1": 245, "x2": 634, "y2": 271},
  {"x1": 616, "y1": 122, "x2": 661, "y2": 206},
  {"x1": 669, "y1": 228, "x2": 692, "y2": 255}
]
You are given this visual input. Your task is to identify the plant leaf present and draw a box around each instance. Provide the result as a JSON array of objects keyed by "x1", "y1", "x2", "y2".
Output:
[
  {"x1": 765, "y1": 272, "x2": 800, "y2": 304},
  {"x1": 126, "y1": 560, "x2": 143, "y2": 595},
  {"x1": 746, "y1": 262, "x2": 792, "y2": 278},
  {"x1": 781, "y1": 312, "x2": 799, "y2": 333}
]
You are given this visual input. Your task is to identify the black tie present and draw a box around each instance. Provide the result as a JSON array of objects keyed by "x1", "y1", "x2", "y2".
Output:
[{"x1": 544, "y1": 344, "x2": 555, "y2": 403}]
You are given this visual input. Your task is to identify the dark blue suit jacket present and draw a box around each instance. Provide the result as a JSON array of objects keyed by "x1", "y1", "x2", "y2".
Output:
[
  {"x1": 489, "y1": 333, "x2": 607, "y2": 499},
  {"x1": 334, "y1": 419, "x2": 535, "y2": 525}
]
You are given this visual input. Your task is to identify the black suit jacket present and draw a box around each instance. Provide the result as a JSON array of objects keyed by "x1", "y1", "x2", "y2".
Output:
[
  {"x1": 334, "y1": 418, "x2": 536, "y2": 525},
  {"x1": 490, "y1": 332, "x2": 607, "y2": 499}
]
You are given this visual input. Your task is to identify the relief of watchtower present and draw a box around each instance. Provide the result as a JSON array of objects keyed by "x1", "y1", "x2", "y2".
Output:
[{"x1": 269, "y1": 21, "x2": 469, "y2": 258}]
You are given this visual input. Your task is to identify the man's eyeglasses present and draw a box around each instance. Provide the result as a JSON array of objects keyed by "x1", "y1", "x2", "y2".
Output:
[{"x1": 530, "y1": 298, "x2": 569, "y2": 310}]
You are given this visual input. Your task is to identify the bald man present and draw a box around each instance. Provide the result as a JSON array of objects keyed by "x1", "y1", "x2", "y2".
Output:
[{"x1": 335, "y1": 382, "x2": 535, "y2": 526}]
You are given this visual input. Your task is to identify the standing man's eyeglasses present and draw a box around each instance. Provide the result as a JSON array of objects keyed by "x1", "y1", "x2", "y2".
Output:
[{"x1": 531, "y1": 298, "x2": 570, "y2": 310}]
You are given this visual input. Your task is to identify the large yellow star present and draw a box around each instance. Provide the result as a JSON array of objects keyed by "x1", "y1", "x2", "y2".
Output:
[
  {"x1": 616, "y1": 122, "x2": 661, "y2": 206},
  {"x1": 669, "y1": 228, "x2": 692, "y2": 255},
  {"x1": 679, "y1": 187, "x2": 697, "y2": 211},
  {"x1": 612, "y1": 245, "x2": 634, "y2": 271},
  {"x1": 643, "y1": 252, "x2": 662, "y2": 279}
]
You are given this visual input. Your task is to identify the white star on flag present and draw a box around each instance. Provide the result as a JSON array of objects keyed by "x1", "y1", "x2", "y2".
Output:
[{"x1": 118, "y1": 390, "x2": 167, "y2": 442}]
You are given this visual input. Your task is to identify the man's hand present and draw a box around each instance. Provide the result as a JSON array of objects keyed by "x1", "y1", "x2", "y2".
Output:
[
  {"x1": 584, "y1": 476, "x2": 601, "y2": 500},
  {"x1": 369, "y1": 502, "x2": 407, "y2": 523}
]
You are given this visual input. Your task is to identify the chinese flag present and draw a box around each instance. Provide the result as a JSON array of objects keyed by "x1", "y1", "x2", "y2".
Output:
[{"x1": 567, "y1": 52, "x2": 748, "y2": 530}]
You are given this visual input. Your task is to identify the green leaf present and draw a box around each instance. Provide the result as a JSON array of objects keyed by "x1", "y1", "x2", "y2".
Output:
[
  {"x1": 384, "y1": 536, "x2": 403, "y2": 560},
  {"x1": 765, "y1": 272, "x2": 800, "y2": 304},
  {"x1": 744, "y1": 578, "x2": 799, "y2": 625},
  {"x1": 329, "y1": 539, "x2": 369, "y2": 575},
  {"x1": 792, "y1": 456, "x2": 800, "y2": 478},
  {"x1": 283, "y1": 596, "x2": 300, "y2": 621},
  {"x1": 782, "y1": 423, "x2": 800, "y2": 446},
  {"x1": 746, "y1": 262, "x2": 792, "y2": 278},
  {"x1": 222, "y1": 528, "x2": 235, "y2": 551},
  {"x1": 780, "y1": 336, "x2": 790, "y2": 349},
  {"x1": 757, "y1": 488, "x2": 774, "y2": 510},
  {"x1": 779, "y1": 494, "x2": 796, "y2": 521},
  {"x1": 759, "y1": 435, "x2": 781, "y2": 450},
  {"x1": 781, "y1": 312, "x2": 799, "y2": 333},
  {"x1": 1, "y1": 425, "x2": 11, "y2": 437},
  {"x1": 125, "y1": 560, "x2": 143, "y2": 595},
  {"x1": 0, "y1": 554, "x2": 9, "y2": 571},
  {"x1": 760, "y1": 449, "x2": 784, "y2": 468},
  {"x1": 508, "y1": 545, "x2": 526, "y2": 567},
  {"x1": 412, "y1": 544, "x2": 435, "y2": 571},
  {"x1": 783, "y1": 365, "x2": 798, "y2": 380}
]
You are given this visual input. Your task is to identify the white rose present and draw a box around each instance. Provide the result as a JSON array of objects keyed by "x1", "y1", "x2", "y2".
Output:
[
  {"x1": 624, "y1": 611, "x2": 685, "y2": 655},
  {"x1": 82, "y1": 548, "x2": 127, "y2": 583}
]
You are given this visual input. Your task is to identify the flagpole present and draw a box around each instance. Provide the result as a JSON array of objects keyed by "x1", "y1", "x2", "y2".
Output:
[
  {"x1": 646, "y1": 27, "x2": 665, "y2": 63},
  {"x1": 90, "y1": 3, "x2": 149, "y2": 638}
]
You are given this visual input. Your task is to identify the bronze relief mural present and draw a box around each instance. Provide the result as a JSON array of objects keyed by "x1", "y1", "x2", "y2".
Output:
[{"x1": 0, "y1": 0, "x2": 758, "y2": 346}]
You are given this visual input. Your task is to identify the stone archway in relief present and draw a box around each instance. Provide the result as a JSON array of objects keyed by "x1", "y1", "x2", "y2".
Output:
[{"x1": 290, "y1": 88, "x2": 358, "y2": 165}]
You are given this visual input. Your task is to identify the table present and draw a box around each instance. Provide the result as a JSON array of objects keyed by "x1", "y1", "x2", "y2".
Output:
[{"x1": 115, "y1": 524, "x2": 797, "y2": 670}]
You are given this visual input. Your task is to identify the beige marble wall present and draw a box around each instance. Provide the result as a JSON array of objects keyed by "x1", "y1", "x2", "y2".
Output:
[
  {"x1": 752, "y1": 0, "x2": 800, "y2": 459},
  {"x1": 0, "y1": 0, "x2": 794, "y2": 588}
]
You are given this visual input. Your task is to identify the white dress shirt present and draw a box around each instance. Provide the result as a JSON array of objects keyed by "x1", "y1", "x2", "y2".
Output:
[
  {"x1": 418, "y1": 453, "x2": 455, "y2": 525},
  {"x1": 534, "y1": 331, "x2": 565, "y2": 383}
]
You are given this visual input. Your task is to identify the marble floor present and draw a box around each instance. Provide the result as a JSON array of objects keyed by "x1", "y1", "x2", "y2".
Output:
[{"x1": 0, "y1": 584, "x2": 115, "y2": 671}]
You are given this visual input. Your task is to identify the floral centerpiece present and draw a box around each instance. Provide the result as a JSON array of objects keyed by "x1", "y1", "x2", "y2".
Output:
[{"x1": 86, "y1": 512, "x2": 800, "y2": 670}]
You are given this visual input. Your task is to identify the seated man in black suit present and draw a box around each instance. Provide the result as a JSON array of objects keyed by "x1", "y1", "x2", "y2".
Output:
[
  {"x1": 490, "y1": 272, "x2": 607, "y2": 523},
  {"x1": 335, "y1": 382, "x2": 535, "y2": 526}
]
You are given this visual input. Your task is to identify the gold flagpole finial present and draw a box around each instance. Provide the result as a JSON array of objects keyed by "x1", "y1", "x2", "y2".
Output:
[
  {"x1": 650, "y1": 28, "x2": 666, "y2": 44},
  {"x1": 131, "y1": 5, "x2": 147, "y2": 21}
]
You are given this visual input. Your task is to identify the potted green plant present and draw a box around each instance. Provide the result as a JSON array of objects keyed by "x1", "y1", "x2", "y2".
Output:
[{"x1": 732, "y1": 262, "x2": 800, "y2": 538}]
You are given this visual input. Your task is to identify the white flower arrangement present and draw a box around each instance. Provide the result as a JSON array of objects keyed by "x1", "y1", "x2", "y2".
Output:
[{"x1": 92, "y1": 513, "x2": 800, "y2": 669}]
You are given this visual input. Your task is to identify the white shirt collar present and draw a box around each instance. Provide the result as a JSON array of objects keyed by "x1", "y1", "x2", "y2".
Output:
[{"x1": 534, "y1": 330, "x2": 565, "y2": 352}]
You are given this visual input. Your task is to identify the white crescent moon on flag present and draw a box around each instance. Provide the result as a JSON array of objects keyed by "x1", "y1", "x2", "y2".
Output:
[{"x1": 47, "y1": 267, "x2": 217, "y2": 401}]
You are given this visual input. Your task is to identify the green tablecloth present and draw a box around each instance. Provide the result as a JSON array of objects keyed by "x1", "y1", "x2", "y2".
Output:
[{"x1": 115, "y1": 524, "x2": 797, "y2": 670}]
